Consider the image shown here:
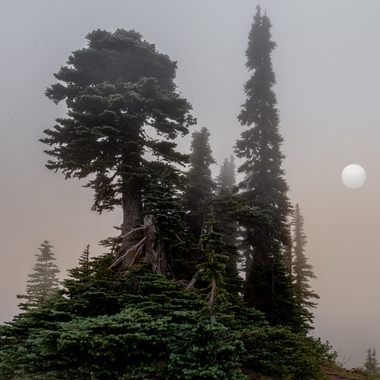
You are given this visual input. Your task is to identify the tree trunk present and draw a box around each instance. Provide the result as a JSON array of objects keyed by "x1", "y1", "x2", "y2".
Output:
[{"x1": 120, "y1": 182, "x2": 144, "y2": 268}]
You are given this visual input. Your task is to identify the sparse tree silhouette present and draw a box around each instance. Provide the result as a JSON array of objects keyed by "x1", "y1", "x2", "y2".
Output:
[
  {"x1": 292, "y1": 204, "x2": 319, "y2": 331},
  {"x1": 17, "y1": 240, "x2": 59, "y2": 311},
  {"x1": 365, "y1": 348, "x2": 379, "y2": 374},
  {"x1": 217, "y1": 155, "x2": 236, "y2": 193},
  {"x1": 214, "y1": 155, "x2": 243, "y2": 295},
  {"x1": 184, "y1": 127, "x2": 216, "y2": 241}
]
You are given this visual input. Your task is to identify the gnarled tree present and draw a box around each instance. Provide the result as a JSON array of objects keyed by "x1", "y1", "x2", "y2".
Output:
[{"x1": 41, "y1": 29, "x2": 195, "y2": 271}]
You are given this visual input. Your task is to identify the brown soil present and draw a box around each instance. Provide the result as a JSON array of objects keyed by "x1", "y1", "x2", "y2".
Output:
[{"x1": 322, "y1": 366, "x2": 366, "y2": 380}]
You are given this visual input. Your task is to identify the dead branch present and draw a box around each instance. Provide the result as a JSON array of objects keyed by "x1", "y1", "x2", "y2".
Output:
[
  {"x1": 186, "y1": 269, "x2": 204, "y2": 291},
  {"x1": 109, "y1": 236, "x2": 146, "y2": 268}
]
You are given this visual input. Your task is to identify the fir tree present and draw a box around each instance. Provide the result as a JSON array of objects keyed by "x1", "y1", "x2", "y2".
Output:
[
  {"x1": 66, "y1": 244, "x2": 91, "y2": 283},
  {"x1": 217, "y1": 155, "x2": 236, "y2": 193},
  {"x1": 365, "y1": 348, "x2": 379, "y2": 374},
  {"x1": 187, "y1": 211, "x2": 229, "y2": 324},
  {"x1": 184, "y1": 127, "x2": 216, "y2": 240},
  {"x1": 17, "y1": 240, "x2": 60, "y2": 311},
  {"x1": 142, "y1": 161, "x2": 194, "y2": 278},
  {"x1": 234, "y1": 6, "x2": 294, "y2": 326},
  {"x1": 214, "y1": 155, "x2": 243, "y2": 295},
  {"x1": 40, "y1": 29, "x2": 195, "y2": 270},
  {"x1": 292, "y1": 204, "x2": 319, "y2": 331}
]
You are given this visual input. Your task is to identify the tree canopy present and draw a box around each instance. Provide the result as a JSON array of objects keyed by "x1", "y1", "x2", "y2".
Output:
[{"x1": 41, "y1": 29, "x2": 195, "y2": 270}]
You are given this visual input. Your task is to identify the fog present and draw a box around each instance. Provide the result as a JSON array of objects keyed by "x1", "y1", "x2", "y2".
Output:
[{"x1": 1, "y1": 0, "x2": 380, "y2": 368}]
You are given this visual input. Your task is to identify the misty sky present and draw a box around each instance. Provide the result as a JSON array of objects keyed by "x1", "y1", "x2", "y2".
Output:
[{"x1": 1, "y1": 0, "x2": 380, "y2": 368}]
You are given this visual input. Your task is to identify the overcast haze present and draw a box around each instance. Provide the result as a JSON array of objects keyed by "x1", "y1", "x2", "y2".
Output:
[{"x1": 1, "y1": 0, "x2": 380, "y2": 368}]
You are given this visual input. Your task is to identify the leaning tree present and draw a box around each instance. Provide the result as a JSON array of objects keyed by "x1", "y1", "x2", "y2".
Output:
[{"x1": 41, "y1": 29, "x2": 195, "y2": 272}]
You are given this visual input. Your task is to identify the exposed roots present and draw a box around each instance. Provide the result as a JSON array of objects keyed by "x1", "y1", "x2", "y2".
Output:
[{"x1": 107, "y1": 215, "x2": 167, "y2": 274}]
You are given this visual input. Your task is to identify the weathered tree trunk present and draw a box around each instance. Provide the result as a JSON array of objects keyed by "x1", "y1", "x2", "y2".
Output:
[
  {"x1": 143, "y1": 215, "x2": 167, "y2": 274},
  {"x1": 120, "y1": 180, "x2": 144, "y2": 268}
]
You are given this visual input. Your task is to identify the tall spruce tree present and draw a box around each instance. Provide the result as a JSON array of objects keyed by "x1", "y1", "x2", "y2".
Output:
[
  {"x1": 234, "y1": 6, "x2": 295, "y2": 326},
  {"x1": 292, "y1": 204, "x2": 319, "y2": 331},
  {"x1": 17, "y1": 240, "x2": 60, "y2": 311},
  {"x1": 41, "y1": 29, "x2": 195, "y2": 271},
  {"x1": 184, "y1": 127, "x2": 216, "y2": 240}
]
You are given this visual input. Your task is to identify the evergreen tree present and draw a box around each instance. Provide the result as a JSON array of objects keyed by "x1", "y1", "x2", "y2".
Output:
[
  {"x1": 66, "y1": 244, "x2": 91, "y2": 283},
  {"x1": 184, "y1": 127, "x2": 216, "y2": 240},
  {"x1": 293, "y1": 204, "x2": 319, "y2": 331},
  {"x1": 365, "y1": 348, "x2": 379, "y2": 374},
  {"x1": 197, "y1": 212, "x2": 229, "y2": 323},
  {"x1": 217, "y1": 155, "x2": 236, "y2": 193},
  {"x1": 17, "y1": 240, "x2": 59, "y2": 311},
  {"x1": 142, "y1": 161, "x2": 195, "y2": 278},
  {"x1": 234, "y1": 7, "x2": 296, "y2": 327},
  {"x1": 40, "y1": 29, "x2": 195, "y2": 270},
  {"x1": 214, "y1": 155, "x2": 243, "y2": 295}
]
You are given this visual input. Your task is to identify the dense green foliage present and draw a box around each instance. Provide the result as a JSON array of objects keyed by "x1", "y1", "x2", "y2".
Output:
[
  {"x1": 17, "y1": 241, "x2": 59, "y2": 311},
  {"x1": 1, "y1": 256, "x2": 330, "y2": 380}
]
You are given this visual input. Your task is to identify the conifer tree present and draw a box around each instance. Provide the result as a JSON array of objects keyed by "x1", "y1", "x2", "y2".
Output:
[
  {"x1": 17, "y1": 240, "x2": 60, "y2": 311},
  {"x1": 234, "y1": 6, "x2": 294, "y2": 325},
  {"x1": 184, "y1": 127, "x2": 216, "y2": 240},
  {"x1": 292, "y1": 204, "x2": 319, "y2": 331},
  {"x1": 40, "y1": 29, "x2": 195, "y2": 270},
  {"x1": 142, "y1": 162, "x2": 192, "y2": 277},
  {"x1": 188, "y1": 211, "x2": 229, "y2": 323},
  {"x1": 365, "y1": 348, "x2": 379, "y2": 374},
  {"x1": 217, "y1": 155, "x2": 236, "y2": 193},
  {"x1": 214, "y1": 155, "x2": 242, "y2": 295},
  {"x1": 67, "y1": 244, "x2": 91, "y2": 282}
]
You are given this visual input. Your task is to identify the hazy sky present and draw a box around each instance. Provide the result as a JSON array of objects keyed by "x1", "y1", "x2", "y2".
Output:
[{"x1": 1, "y1": 0, "x2": 380, "y2": 368}]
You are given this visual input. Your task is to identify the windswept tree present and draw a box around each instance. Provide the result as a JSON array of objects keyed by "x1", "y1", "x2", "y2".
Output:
[
  {"x1": 184, "y1": 127, "x2": 216, "y2": 240},
  {"x1": 41, "y1": 29, "x2": 195, "y2": 271},
  {"x1": 17, "y1": 240, "x2": 60, "y2": 311},
  {"x1": 293, "y1": 204, "x2": 319, "y2": 331},
  {"x1": 234, "y1": 6, "x2": 295, "y2": 326}
]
